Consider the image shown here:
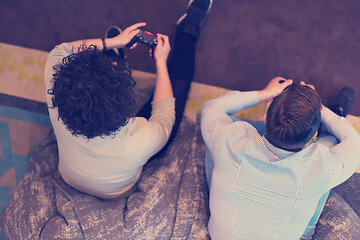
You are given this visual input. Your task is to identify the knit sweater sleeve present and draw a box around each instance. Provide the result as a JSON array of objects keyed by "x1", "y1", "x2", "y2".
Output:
[
  {"x1": 143, "y1": 97, "x2": 175, "y2": 156},
  {"x1": 44, "y1": 42, "x2": 74, "y2": 110}
]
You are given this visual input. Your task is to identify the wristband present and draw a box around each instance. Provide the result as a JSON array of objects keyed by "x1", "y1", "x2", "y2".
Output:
[{"x1": 102, "y1": 37, "x2": 107, "y2": 52}]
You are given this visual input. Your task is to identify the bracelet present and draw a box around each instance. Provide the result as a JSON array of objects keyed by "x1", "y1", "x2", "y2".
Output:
[{"x1": 102, "y1": 37, "x2": 107, "y2": 52}]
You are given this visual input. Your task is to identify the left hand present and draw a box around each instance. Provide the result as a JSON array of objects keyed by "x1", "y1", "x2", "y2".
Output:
[{"x1": 300, "y1": 81, "x2": 325, "y2": 109}]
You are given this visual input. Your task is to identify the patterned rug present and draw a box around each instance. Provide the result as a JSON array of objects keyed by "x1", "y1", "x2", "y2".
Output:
[{"x1": 0, "y1": 93, "x2": 51, "y2": 207}]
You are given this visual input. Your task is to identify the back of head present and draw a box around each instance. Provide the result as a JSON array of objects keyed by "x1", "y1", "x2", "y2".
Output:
[
  {"x1": 48, "y1": 45, "x2": 136, "y2": 139},
  {"x1": 265, "y1": 83, "x2": 322, "y2": 151}
]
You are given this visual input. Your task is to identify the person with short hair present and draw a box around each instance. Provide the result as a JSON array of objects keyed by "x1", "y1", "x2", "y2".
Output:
[{"x1": 201, "y1": 77, "x2": 360, "y2": 239}]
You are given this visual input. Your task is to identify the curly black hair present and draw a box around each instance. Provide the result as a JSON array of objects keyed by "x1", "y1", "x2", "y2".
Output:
[{"x1": 48, "y1": 45, "x2": 136, "y2": 139}]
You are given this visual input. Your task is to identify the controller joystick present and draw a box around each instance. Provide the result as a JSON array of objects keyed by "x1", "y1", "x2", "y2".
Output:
[{"x1": 126, "y1": 29, "x2": 158, "y2": 51}]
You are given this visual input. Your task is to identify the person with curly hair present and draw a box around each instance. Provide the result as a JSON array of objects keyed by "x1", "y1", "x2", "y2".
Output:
[
  {"x1": 45, "y1": 0, "x2": 212, "y2": 199},
  {"x1": 45, "y1": 22, "x2": 175, "y2": 199},
  {"x1": 49, "y1": 44, "x2": 137, "y2": 139}
]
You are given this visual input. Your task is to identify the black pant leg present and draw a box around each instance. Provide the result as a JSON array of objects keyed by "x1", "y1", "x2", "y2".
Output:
[{"x1": 137, "y1": 32, "x2": 197, "y2": 153}]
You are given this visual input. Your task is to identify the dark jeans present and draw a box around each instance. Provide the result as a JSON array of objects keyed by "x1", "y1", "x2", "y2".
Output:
[{"x1": 137, "y1": 32, "x2": 197, "y2": 152}]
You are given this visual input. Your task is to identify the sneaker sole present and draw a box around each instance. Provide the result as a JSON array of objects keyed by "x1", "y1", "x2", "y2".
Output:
[
  {"x1": 176, "y1": 0, "x2": 213, "y2": 25},
  {"x1": 105, "y1": 26, "x2": 122, "y2": 38}
]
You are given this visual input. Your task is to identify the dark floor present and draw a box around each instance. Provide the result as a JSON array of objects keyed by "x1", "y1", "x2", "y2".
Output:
[{"x1": 1, "y1": 0, "x2": 359, "y2": 115}]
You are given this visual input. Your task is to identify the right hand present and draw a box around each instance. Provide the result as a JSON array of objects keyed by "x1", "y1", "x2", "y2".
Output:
[
  {"x1": 152, "y1": 34, "x2": 171, "y2": 64},
  {"x1": 259, "y1": 77, "x2": 293, "y2": 102}
]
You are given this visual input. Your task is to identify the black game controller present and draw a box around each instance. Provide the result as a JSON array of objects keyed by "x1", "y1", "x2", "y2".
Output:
[{"x1": 126, "y1": 29, "x2": 158, "y2": 50}]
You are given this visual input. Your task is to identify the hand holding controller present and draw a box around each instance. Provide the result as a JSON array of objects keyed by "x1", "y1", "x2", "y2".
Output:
[{"x1": 126, "y1": 29, "x2": 158, "y2": 50}]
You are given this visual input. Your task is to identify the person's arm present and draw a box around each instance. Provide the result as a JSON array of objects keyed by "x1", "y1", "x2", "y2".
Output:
[
  {"x1": 152, "y1": 34, "x2": 173, "y2": 101},
  {"x1": 44, "y1": 43, "x2": 74, "y2": 108},
  {"x1": 299, "y1": 81, "x2": 360, "y2": 183},
  {"x1": 201, "y1": 77, "x2": 293, "y2": 150},
  {"x1": 45, "y1": 22, "x2": 147, "y2": 105},
  {"x1": 142, "y1": 34, "x2": 175, "y2": 157},
  {"x1": 70, "y1": 22, "x2": 147, "y2": 52},
  {"x1": 321, "y1": 107, "x2": 360, "y2": 186}
]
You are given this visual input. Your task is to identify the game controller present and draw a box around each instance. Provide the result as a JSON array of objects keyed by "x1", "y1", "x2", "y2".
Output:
[{"x1": 126, "y1": 29, "x2": 158, "y2": 50}]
